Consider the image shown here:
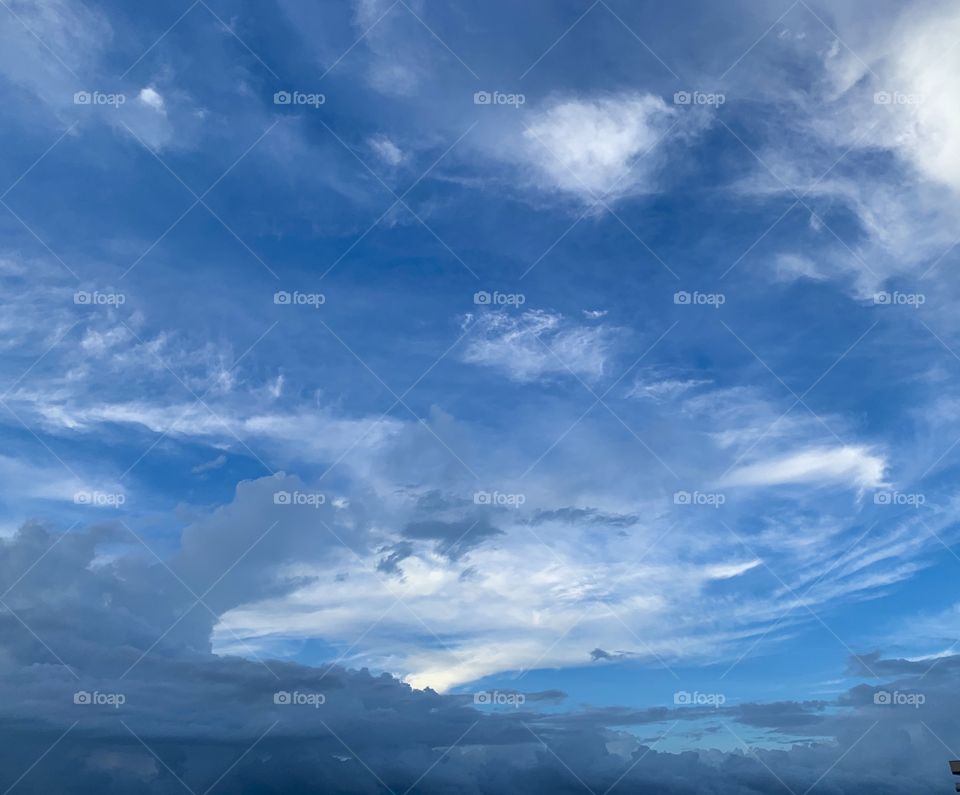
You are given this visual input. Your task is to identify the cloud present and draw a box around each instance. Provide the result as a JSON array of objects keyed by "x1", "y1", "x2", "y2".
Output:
[
  {"x1": 401, "y1": 518, "x2": 503, "y2": 561},
  {"x1": 822, "y1": 2, "x2": 960, "y2": 193},
  {"x1": 137, "y1": 86, "x2": 165, "y2": 112},
  {"x1": 520, "y1": 93, "x2": 680, "y2": 200},
  {"x1": 376, "y1": 540, "x2": 415, "y2": 575},
  {"x1": 720, "y1": 445, "x2": 888, "y2": 491},
  {"x1": 212, "y1": 471, "x2": 942, "y2": 693},
  {"x1": 0, "y1": 511, "x2": 954, "y2": 794},
  {"x1": 727, "y1": 0, "x2": 960, "y2": 295},
  {"x1": 627, "y1": 375, "x2": 712, "y2": 401},
  {"x1": 191, "y1": 454, "x2": 227, "y2": 475},
  {"x1": 526, "y1": 507, "x2": 640, "y2": 528},
  {"x1": 369, "y1": 134, "x2": 404, "y2": 165},
  {"x1": 349, "y1": 0, "x2": 433, "y2": 96},
  {"x1": 590, "y1": 647, "x2": 630, "y2": 661},
  {"x1": 461, "y1": 309, "x2": 615, "y2": 382},
  {"x1": 773, "y1": 253, "x2": 829, "y2": 283}
]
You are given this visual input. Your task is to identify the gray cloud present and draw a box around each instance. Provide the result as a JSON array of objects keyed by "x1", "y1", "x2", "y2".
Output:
[
  {"x1": 401, "y1": 518, "x2": 503, "y2": 561},
  {"x1": 0, "y1": 513, "x2": 957, "y2": 793}
]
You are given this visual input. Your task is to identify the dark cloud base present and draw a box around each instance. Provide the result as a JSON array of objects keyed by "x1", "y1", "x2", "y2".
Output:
[{"x1": 0, "y1": 520, "x2": 956, "y2": 794}]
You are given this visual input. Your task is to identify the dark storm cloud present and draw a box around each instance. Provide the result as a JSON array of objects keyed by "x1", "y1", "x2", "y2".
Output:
[
  {"x1": 733, "y1": 701, "x2": 829, "y2": 730},
  {"x1": 0, "y1": 505, "x2": 957, "y2": 793}
]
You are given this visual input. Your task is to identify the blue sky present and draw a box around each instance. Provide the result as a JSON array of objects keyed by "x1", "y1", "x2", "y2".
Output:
[{"x1": 2, "y1": 0, "x2": 960, "y2": 791}]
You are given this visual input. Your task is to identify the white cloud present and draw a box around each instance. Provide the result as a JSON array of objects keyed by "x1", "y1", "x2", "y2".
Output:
[
  {"x1": 25, "y1": 398, "x2": 405, "y2": 469},
  {"x1": 773, "y1": 253, "x2": 829, "y2": 283},
  {"x1": 191, "y1": 454, "x2": 227, "y2": 474},
  {"x1": 0, "y1": 0, "x2": 194, "y2": 151},
  {"x1": 369, "y1": 134, "x2": 404, "y2": 165},
  {"x1": 720, "y1": 445, "x2": 888, "y2": 491},
  {"x1": 212, "y1": 479, "x2": 939, "y2": 692},
  {"x1": 825, "y1": 5, "x2": 960, "y2": 193},
  {"x1": 138, "y1": 86, "x2": 165, "y2": 112},
  {"x1": 0, "y1": 0, "x2": 111, "y2": 108},
  {"x1": 627, "y1": 375, "x2": 711, "y2": 401},
  {"x1": 521, "y1": 93, "x2": 680, "y2": 199},
  {"x1": 215, "y1": 511, "x2": 768, "y2": 691},
  {"x1": 348, "y1": 0, "x2": 425, "y2": 96},
  {"x1": 735, "y1": 2, "x2": 960, "y2": 294},
  {"x1": 462, "y1": 309, "x2": 615, "y2": 382},
  {"x1": 705, "y1": 559, "x2": 763, "y2": 579}
]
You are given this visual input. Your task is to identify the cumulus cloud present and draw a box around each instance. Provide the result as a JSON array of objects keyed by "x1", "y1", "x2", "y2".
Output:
[{"x1": 521, "y1": 93, "x2": 681, "y2": 200}]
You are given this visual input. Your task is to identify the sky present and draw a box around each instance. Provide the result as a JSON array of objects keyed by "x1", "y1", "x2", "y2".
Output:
[{"x1": 1, "y1": 0, "x2": 960, "y2": 791}]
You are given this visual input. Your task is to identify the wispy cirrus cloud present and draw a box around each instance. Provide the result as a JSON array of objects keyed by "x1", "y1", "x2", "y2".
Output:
[
  {"x1": 720, "y1": 445, "x2": 888, "y2": 492},
  {"x1": 461, "y1": 309, "x2": 616, "y2": 383}
]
